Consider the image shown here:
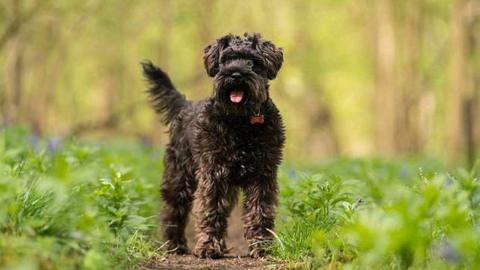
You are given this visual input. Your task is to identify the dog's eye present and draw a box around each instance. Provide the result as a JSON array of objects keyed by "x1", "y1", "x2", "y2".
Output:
[{"x1": 252, "y1": 65, "x2": 262, "y2": 74}]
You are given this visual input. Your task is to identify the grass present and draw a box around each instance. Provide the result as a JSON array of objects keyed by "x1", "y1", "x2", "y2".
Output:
[
  {"x1": 1, "y1": 127, "x2": 162, "y2": 269},
  {"x1": 1, "y1": 127, "x2": 479, "y2": 269},
  {"x1": 273, "y1": 159, "x2": 480, "y2": 269}
]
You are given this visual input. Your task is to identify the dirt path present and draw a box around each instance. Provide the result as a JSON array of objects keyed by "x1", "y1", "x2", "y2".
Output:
[
  {"x1": 142, "y1": 254, "x2": 282, "y2": 270},
  {"x1": 140, "y1": 206, "x2": 286, "y2": 269}
]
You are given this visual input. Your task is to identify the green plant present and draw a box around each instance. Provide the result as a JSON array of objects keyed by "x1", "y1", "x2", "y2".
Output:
[{"x1": 0, "y1": 127, "x2": 161, "y2": 269}]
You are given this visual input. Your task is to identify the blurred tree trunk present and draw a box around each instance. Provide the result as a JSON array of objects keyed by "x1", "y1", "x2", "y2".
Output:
[
  {"x1": 464, "y1": 0, "x2": 480, "y2": 166},
  {"x1": 5, "y1": 37, "x2": 23, "y2": 125},
  {"x1": 448, "y1": 0, "x2": 466, "y2": 164},
  {"x1": 447, "y1": 0, "x2": 477, "y2": 166},
  {"x1": 398, "y1": 0, "x2": 424, "y2": 153},
  {"x1": 103, "y1": 5, "x2": 129, "y2": 134},
  {"x1": 32, "y1": 22, "x2": 65, "y2": 134},
  {"x1": 4, "y1": 0, "x2": 24, "y2": 125},
  {"x1": 2, "y1": 0, "x2": 44, "y2": 128},
  {"x1": 374, "y1": 0, "x2": 397, "y2": 155}
]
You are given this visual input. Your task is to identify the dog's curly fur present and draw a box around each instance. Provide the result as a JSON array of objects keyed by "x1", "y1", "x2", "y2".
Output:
[{"x1": 142, "y1": 33, "x2": 285, "y2": 259}]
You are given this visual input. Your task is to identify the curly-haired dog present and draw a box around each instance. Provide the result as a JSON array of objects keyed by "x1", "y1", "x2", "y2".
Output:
[{"x1": 142, "y1": 33, "x2": 285, "y2": 259}]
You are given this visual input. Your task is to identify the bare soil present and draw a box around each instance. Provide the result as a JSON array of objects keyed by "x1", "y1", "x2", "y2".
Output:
[{"x1": 139, "y1": 206, "x2": 287, "y2": 270}]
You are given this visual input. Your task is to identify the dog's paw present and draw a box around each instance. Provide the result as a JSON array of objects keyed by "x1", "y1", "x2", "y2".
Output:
[
  {"x1": 194, "y1": 246, "x2": 223, "y2": 259},
  {"x1": 193, "y1": 236, "x2": 226, "y2": 259},
  {"x1": 169, "y1": 245, "x2": 191, "y2": 255},
  {"x1": 249, "y1": 247, "x2": 267, "y2": 258},
  {"x1": 248, "y1": 237, "x2": 271, "y2": 258},
  {"x1": 164, "y1": 241, "x2": 190, "y2": 255}
]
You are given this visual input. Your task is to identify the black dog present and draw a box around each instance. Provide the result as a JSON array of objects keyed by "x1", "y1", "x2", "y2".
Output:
[{"x1": 142, "y1": 33, "x2": 285, "y2": 258}]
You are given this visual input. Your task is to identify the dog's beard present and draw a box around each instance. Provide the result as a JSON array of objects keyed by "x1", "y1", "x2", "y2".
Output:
[{"x1": 213, "y1": 74, "x2": 267, "y2": 116}]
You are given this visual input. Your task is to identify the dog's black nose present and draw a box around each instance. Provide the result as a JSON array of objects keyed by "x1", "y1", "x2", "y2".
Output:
[{"x1": 231, "y1": 72, "x2": 242, "y2": 79}]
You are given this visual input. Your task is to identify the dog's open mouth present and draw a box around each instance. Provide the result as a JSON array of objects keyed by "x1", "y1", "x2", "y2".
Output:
[{"x1": 229, "y1": 90, "x2": 244, "y2": 103}]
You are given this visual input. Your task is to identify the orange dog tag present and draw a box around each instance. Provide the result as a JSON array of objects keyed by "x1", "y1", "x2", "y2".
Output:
[{"x1": 250, "y1": 115, "x2": 265, "y2": 125}]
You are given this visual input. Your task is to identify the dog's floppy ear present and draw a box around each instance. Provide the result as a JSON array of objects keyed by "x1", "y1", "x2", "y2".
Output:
[
  {"x1": 203, "y1": 34, "x2": 232, "y2": 77},
  {"x1": 246, "y1": 33, "x2": 284, "y2": 80},
  {"x1": 258, "y1": 41, "x2": 283, "y2": 80}
]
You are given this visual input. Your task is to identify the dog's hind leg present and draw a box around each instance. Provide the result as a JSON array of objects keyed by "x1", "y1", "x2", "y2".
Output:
[{"x1": 160, "y1": 146, "x2": 195, "y2": 254}]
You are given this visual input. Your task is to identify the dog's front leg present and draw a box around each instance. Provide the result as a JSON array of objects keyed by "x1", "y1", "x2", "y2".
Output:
[
  {"x1": 243, "y1": 178, "x2": 278, "y2": 258},
  {"x1": 194, "y1": 165, "x2": 237, "y2": 259}
]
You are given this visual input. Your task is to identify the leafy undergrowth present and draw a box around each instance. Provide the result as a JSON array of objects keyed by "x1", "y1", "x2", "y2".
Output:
[
  {"x1": 273, "y1": 159, "x2": 480, "y2": 269},
  {"x1": 1, "y1": 127, "x2": 479, "y2": 269},
  {"x1": 1, "y1": 128, "x2": 163, "y2": 269}
]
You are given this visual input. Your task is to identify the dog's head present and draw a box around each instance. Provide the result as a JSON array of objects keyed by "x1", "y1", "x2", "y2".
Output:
[{"x1": 203, "y1": 33, "x2": 283, "y2": 116}]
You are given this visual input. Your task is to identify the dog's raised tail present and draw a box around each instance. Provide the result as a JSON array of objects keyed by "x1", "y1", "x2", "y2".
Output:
[{"x1": 142, "y1": 61, "x2": 187, "y2": 125}]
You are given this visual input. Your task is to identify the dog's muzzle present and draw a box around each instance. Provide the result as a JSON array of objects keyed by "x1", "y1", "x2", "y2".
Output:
[
  {"x1": 226, "y1": 72, "x2": 247, "y2": 104},
  {"x1": 230, "y1": 90, "x2": 244, "y2": 103}
]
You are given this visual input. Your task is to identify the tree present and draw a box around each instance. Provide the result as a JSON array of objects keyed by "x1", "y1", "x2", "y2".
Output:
[
  {"x1": 374, "y1": 0, "x2": 397, "y2": 155},
  {"x1": 447, "y1": 0, "x2": 478, "y2": 166}
]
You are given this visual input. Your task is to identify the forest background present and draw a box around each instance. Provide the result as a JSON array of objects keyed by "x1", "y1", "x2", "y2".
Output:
[{"x1": 1, "y1": 0, "x2": 479, "y2": 165}]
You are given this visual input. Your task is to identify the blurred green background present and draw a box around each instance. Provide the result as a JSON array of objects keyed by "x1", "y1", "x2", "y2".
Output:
[{"x1": 1, "y1": 0, "x2": 479, "y2": 164}]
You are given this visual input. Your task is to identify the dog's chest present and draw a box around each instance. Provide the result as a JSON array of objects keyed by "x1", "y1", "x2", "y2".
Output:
[
  {"x1": 221, "y1": 125, "x2": 273, "y2": 180},
  {"x1": 193, "y1": 103, "x2": 284, "y2": 183}
]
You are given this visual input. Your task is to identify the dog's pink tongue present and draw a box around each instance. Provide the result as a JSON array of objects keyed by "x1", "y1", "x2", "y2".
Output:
[{"x1": 230, "y1": 90, "x2": 244, "y2": 103}]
